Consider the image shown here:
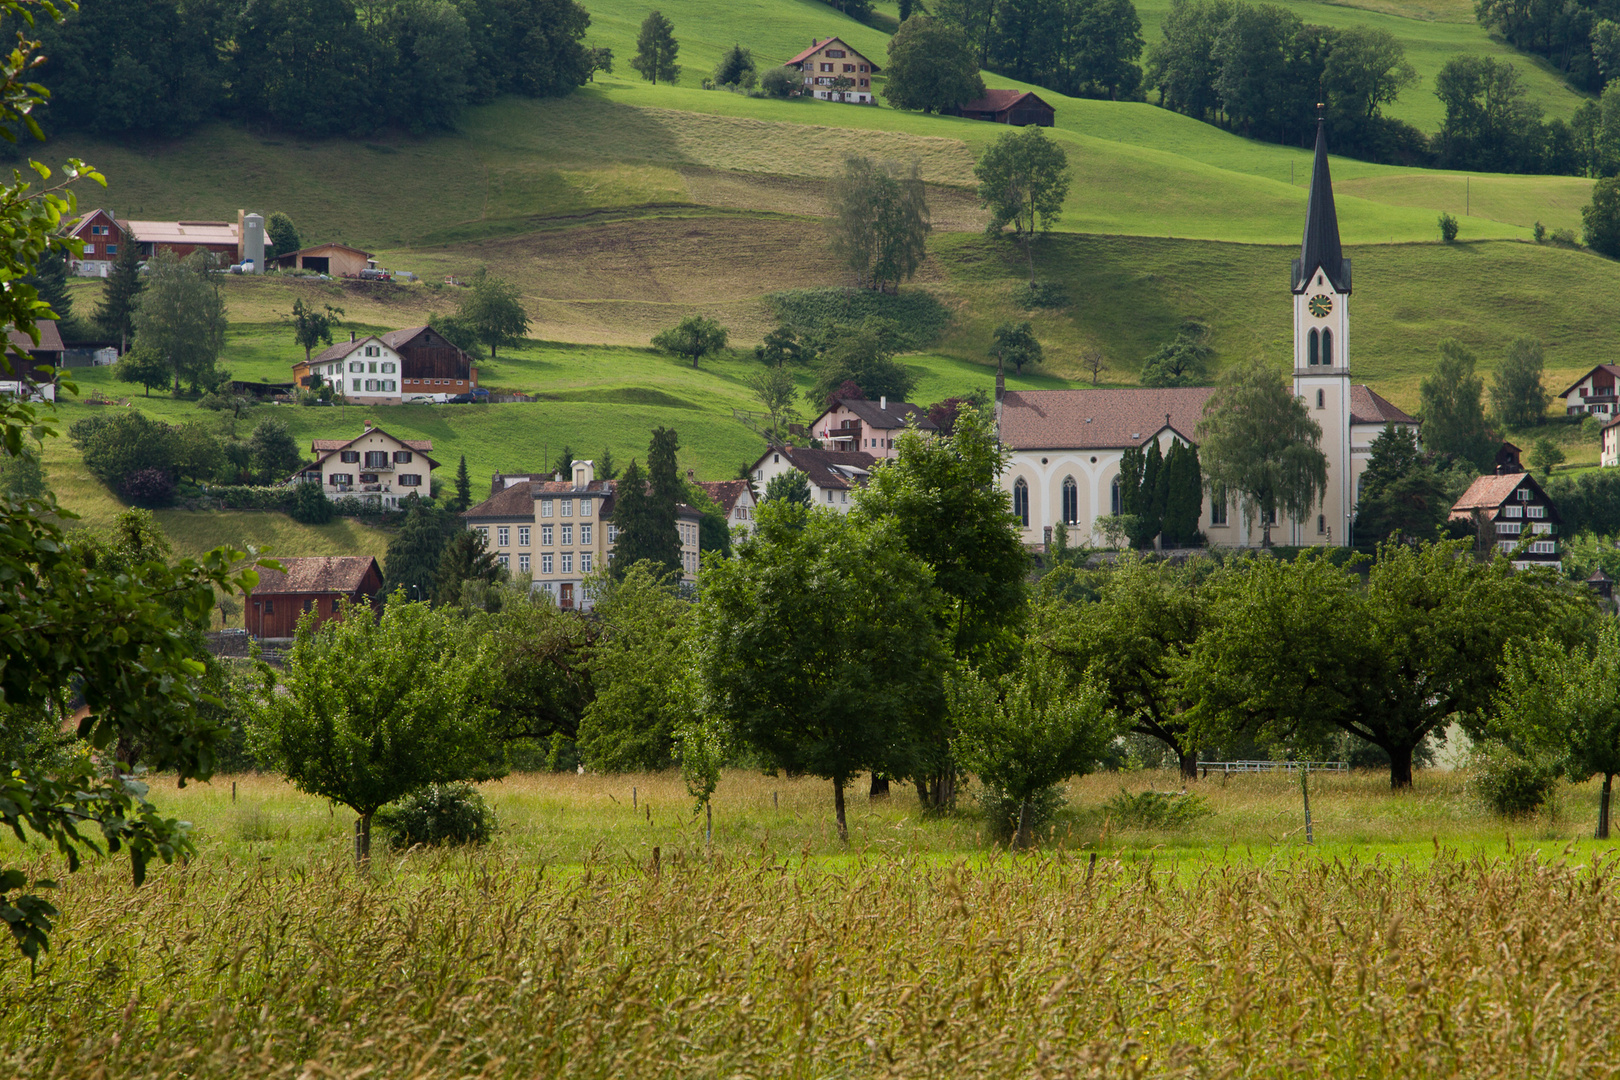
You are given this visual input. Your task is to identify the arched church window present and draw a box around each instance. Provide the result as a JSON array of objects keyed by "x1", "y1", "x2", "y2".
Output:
[
  {"x1": 1110, "y1": 477, "x2": 1123, "y2": 515},
  {"x1": 1014, "y1": 478, "x2": 1029, "y2": 526},
  {"x1": 1316, "y1": 389, "x2": 1324, "y2": 409},
  {"x1": 1322, "y1": 329, "x2": 1333, "y2": 366},
  {"x1": 1307, "y1": 328, "x2": 1319, "y2": 366},
  {"x1": 1062, "y1": 476, "x2": 1078, "y2": 524}
]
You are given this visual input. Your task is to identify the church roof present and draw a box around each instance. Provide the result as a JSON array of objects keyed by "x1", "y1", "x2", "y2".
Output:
[
  {"x1": 1349, "y1": 386, "x2": 1417, "y2": 427},
  {"x1": 1292, "y1": 118, "x2": 1351, "y2": 295},
  {"x1": 998, "y1": 388, "x2": 1215, "y2": 450}
]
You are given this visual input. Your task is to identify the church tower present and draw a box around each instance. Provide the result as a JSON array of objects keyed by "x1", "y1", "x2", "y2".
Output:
[{"x1": 1291, "y1": 114, "x2": 1352, "y2": 547}]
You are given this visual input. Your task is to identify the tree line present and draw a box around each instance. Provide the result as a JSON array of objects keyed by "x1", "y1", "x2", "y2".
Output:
[
  {"x1": 1475, "y1": 0, "x2": 1620, "y2": 95},
  {"x1": 34, "y1": 0, "x2": 597, "y2": 138},
  {"x1": 934, "y1": 0, "x2": 1146, "y2": 100}
]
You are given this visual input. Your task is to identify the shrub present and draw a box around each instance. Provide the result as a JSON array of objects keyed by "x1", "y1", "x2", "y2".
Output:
[
  {"x1": 290, "y1": 481, "x2": 334, "y2": 524},
  {"x1": 1102, "y1": 789, "x2": 1215, "y2": 829},
  {"x1": 760, "y1": 65, "x2": 797, "y2": 98},
  {"x1": 1439, "y1": 213, "x2": 1459, "y2": 242},
  {"x1": 976, "y1": 781, "x2": 1066, "y2": 843},
  {"x1": 1467, "y1": 740, "x2": 1560, "y2": 817},
  {"x1": 1533, "y1": 221, "x2": 1547, "y2": 242},
  {"x1": 210, "y1": 485, "x2": 298, "y2": 512},
  {"x1": 1551, "y1": 227, "x2": 1579, "y2": 247},
  {"x1": 119, "y1": 467, "x2": 176, "y2": 507},
  {"x1": 376, "y1": 783, "x2": 496, "y2": 849},
  {"x1": 765, "y1": 287, "x2": 951, "y2": 351},
  {"x1": 1016, "y1": 281, "x2": 1068, "y2": 309}
]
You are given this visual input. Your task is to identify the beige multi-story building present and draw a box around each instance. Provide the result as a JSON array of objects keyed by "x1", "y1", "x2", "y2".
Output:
[
  {"x1": 463, "y1": 460, "x2": 701, "y2": 611},
  {"x1": 293, "y1": 422, "x2": 438, "y2": 509},
  {"x1": 785, "y1": 37, "x2": 879, "y2": 104}
]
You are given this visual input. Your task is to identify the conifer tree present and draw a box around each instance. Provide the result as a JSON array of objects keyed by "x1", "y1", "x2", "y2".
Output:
[
  {"x1": 23, "y1": 247, "x2": 72, "y2": 324},
  {"x1": 95, "y1": 241, "x2": 144, "y2": 352},
  {"x1": 452, "y1": 454, "x2": 471, "y2": 512},
  {"x1": 433, "y1": 528, "x2": 502, "y2": 606},
  {"x1": 383, "y1": 495, "x2": 454, "y2": 601},
  {"x1": 1130, "y1": 440, "x2": 1165, "y2": 548},
  {"x1": 632, "y1": 10, "x2": 680, "y2": 85},
  {"x1": 1161, "y1": 441, "x2": 1203, "y2": 547}
]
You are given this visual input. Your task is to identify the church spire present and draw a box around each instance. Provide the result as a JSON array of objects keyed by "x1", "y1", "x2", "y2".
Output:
[{"x1": 1293, "y1": 110, "x2": 1351, "y2": 295}]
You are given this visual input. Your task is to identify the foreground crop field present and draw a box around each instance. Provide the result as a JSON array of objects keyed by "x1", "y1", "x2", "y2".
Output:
[{"x1": 3, "y1": 769, "x2": 1619, "y2": 1078}]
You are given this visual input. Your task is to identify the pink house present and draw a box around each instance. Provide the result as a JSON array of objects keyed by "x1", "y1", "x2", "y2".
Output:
[{"x1": 809, "y1": 396, "x2": 936, "y2": 459}]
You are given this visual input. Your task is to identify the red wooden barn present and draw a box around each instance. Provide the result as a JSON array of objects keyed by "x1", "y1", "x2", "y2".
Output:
[
  {"x1": 247, "y1": 556, "x2": 383, "y2": 639},
  {"x1": 947, "y1": 89, "x2": 1056, "y2": 127}
]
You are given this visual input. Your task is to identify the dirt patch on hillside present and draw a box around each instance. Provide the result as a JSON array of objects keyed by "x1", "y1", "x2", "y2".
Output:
[{"x1": 679, "y1": 168, "x2": 989, "y2": 233}]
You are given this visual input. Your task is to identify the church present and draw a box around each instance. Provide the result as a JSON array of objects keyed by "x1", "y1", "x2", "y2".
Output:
[{"x1": 996, "y1": 118, "x2": 1418, "y2": 549}]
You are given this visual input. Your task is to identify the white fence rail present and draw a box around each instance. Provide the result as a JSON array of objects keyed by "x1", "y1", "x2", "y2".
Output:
[{"x1": 1199, "y1": 760, "x2": 1349, "y2": 776}]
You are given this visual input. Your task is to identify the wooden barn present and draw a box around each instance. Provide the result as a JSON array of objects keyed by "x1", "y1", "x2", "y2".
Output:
[
  {"x1": 247, "y1": 556, "x2": 383, "y2": 639},
  {"x1": 948, "y1": 89, "x2": 1056, "y2": 127},
  {"x1": 274, "y1": 243, "x2": 371, "y2": 277}
]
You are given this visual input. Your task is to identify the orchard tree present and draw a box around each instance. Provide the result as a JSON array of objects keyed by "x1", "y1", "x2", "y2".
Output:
[
  {"x1": 457, "y1": 269, "x2": 529, "y2": 358},
  {"x1": 882, "y1": 16, "x2": 984, "y2": 113},
  {"x1": 991, "y1": 320, "x2": 1043, "y2": 375},
  {"x1": 249, "y1": 596, "x2": 498, "y2": 862},
  {"x1": 1582, "y1": 175, "x2": 1620, "y2": 258},
  {"x1": 285, "y1": 298, "x2": 344, "y2": 362},
  {"x1": 577, "y1": 563, "x2": 692, "y2": 770},
  {"x1": 113, "y1": 345, "x2": 168, "y2": 397},
  {"x1": 1497, "y1": 618, "x2": 1620, "y2": 839},
  {"x1": 1196, "y1": 358, "x2": 1327, "y2": 547},
  {"x1": 1139, "y1": 320, "x2": 1213, "y2": 388},
  {"x1": 632, "y1": 10, "x2": 680, "y2": 85},
  {"x1": 248, "y1": 416, "x2": 303, "y2": 482},
  {"x1": 696, "y1": 501, "x2": 945, "y2": 842},
  {"x1": 975, "y1": 125, "x2": 1071, "y2": 284},
  {"x1": 764, "y1": 468, "x2": 812, "y2": 506},
  {"x1": 652, "y1": 315, "x2": 728, "y2": 368}
]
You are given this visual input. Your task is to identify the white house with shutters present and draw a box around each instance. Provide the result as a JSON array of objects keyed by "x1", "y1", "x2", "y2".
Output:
[{"x1": 293, "y1": 422, "x2": 439, "y2": 509}]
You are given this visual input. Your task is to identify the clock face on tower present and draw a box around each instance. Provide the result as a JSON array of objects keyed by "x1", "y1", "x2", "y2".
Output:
[{"x1": 1308, "y1": 293, "x2": 1334, "y2": 318}]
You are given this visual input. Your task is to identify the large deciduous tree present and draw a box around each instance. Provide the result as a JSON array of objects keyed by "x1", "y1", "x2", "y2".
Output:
[
  {"x1": 697, "y1": 500, "x2": 945, "y2": 841},
  {"x1": 827, "y1": 155, "x2": 931, "y2": 292},
  {"x1": 990, "y1": 320, "x2": 1043, "y2": 375},
  {"x1": 1195, "y1": 358, "x2": 1327, "y2": 547},
  {"x1": 131, "y1": 249, "x2": 228, "y2": 396},
  {"x1": 652, "y1": 315, "x2": 727, "y2": 368},
  {"x1": 285, "y1": 298, "x2": 344, "y2": 363},
  {"x1": 1584, "y1": 176, "x2": 1620, "y2": 258},
  {"x1": 975, "y1": 125, "x2": 1071, "y2": 284},
  {"x1": 631, "y1": 10, "x2": 680, "y2": 85},
  {"x1": 1490, "y1": 336, "x2": 1549, "y2": 429},
  {"x1": 457, "y1": 269, "x2": 529, "y2": 358},
  {"x1": 577, "y1": 563, "x2": 692, "y2": 771},
  {"x1": 1419, "y1": 338, "x2": 1495, "y2": 471},
  {"x1": 249, "y1": 596, "x2": 498, "y2": 861},
  {"x1": 810, "y1": 320, "x2": 918, "y2": 405},
  {"x1": 882, "y1": 16, "x2": 985, "y2": 113}
]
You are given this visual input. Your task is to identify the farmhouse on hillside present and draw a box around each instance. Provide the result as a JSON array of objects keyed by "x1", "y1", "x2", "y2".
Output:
[
  {"x1": 462, "y1": 459, "x2": 702, "y2": 611},
  {"x1": 996, "y1": 116, "x2": 1418, "y2": 549},
  {"x1": 293, "y1": 422, "x2": 438, "y2": 509},
  {"x1": 1448, "y1": 472, "x2": 1561, "y2": 570},
  {"x1": 947, "y1": 89, "x2": 1056, "y2": 127},
  {"x1": 1558, "y1": 364, "x2": 1620, "y2": 417},
  {"x1": 293, "y1": 327, "x2": 478, "y2": 404},
  {"x1": 748, "y1": 445, "x2": 876, "y2": 509},
  {"x1": 786, "y1": 38, "x2": 879, "y2": 104},
  {"x1": 809, "y1": 395, "x2": 937, "y2": 458},
  {"x1": 246, "y1": 555, "x2": 383, "y2": 639},
  {"x1": 66, "y1": 208, "x2": 270, "y2": 276}
]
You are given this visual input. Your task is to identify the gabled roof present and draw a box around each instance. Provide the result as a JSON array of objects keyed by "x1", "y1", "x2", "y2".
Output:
[
  {"x1": 284, "y1": 243, "x2": 370, "y2": 258},
  {"x1": 785, "y1": 36, "x2": 879, "y2": 70},
  {"x1": 124, "y1": 219, "x2": 239, "y2": 247},
  {"x1": 465, "y1": 481, "x2": 540, "y2": 521},
  {"x1": 1449, "y1": 472, "x2": 1555, "y2": 519},
  {"x1": 463, "y1": 477, "x2": 700, "y2": 522},
  {"x1": 7, "y1": 321, "x2": 65, "y2": 355},
  {"x1": 1557, "y1": 364, "x2": 1620, "y2": 400},
  {"x1": 1292, "y1": 119, "x2": 1351, "y2": 295},
  {"x1": 1349, "y1": 385, "x2": 1416, "y2": 427},
  {"x1": 251, "y1": 556, "x2": 380, "y2": 596},
  {"x1": 758, "y1": 446, "x2": 878, "y2": 491},
  {"x1": 65, "y1": 209, "x2": 116, "y2": 239},
  {"x1": 954, "y1": 88, "x2": 1053, "y2": 114},
  {"x1": 695, "y1": 479, "x2": 753, "y2": 515},
  {"x1": 309, "y1": 426, "x2": 437, "y2": 470},
  {"x1": 307, "y1": 335, "x2": 387, "y2": 367},
  {"x1": 998, "y1": 387, "x2": 1215, "y2": 451},
  {"x1": 821, "y1": 396, "x2": 938, "y2": 432}
]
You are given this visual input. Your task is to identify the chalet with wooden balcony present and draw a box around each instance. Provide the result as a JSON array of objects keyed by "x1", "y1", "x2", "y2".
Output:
[
  {"x1": 1559, "y1": 364, "x2": 1620, "y2": 417},
  {"x1": 1448, "y1": 471, "x2": 1562, "y2": 570},
  {"x1": 292, "y1": 422, "x2": 439, "y2": 509},
  {"x1": 810, "y1": 395, "x2": 936, "y2": 459}
]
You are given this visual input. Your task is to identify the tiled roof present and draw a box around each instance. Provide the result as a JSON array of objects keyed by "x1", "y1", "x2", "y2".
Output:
[
  {"x1": 311, "y1": 428, "x2": 433, "y2": 454},
  {"x1": 1349, "y1": 385, "x2": 1417, "y2": 426},
  {"x1": 7, "y1": 322, "x2": 65, "y2": 354},
  {"x1": 308, "y1": 337, "x2": 375, "y2": 366},
  {"x1": 785, "y1": 37, "x2": 877, "y2": 69},
  {"x1": 771, "y1": 446, "x2": 877, "y2": 491},
  {"x1": 66, "y1": 209, "x2": 114, "y2": 239},
  {"x1": 955, "y1": 88, "x2": 1048, "y2": 113},
  {"x1": 380, "y1": 326, "x2": 431, "y2": 349},
  {"x1": 998, "y1": 388, "x2": 1215, "y2": 451},
  {"x1": 463, "y1": 478, "x2": 697, "y2": 522},
  {"x1": 824, "y1": 397, "x2": 938, "y2": 432},
  {"x1": 252, "y1": 556, "x2": 379, "y2": 596},
  {"x1": 1450, "y1": 473, "x2": 1530, "y2": 512},
  {"x1": 465, "y1": 481, "x2": 538, "y2": 520},
  {"x1": 696, "y1": 479, "x2": 752, "y2": 515},
  {"x1": 1557, "y1": 364, "x2": 1620, "y2": 400}
]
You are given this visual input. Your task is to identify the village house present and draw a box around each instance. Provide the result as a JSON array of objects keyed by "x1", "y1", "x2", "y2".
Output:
[
  {"x1": 66, "y1": 208, "x2": 266, "y2": 275},
  {"x1": 749, "y1": 445, "x2": 877, "y2": 510},
  {"x1": 293, "y1": 423, "x2": 439, "y2": 508},
  {"x1": 292, "y1": 327, "x2": 477, "y2": 404},
  {"x1": 462, "y1": 460, "x2": 702, "y2": 612},
  {"x1": 947, "y1": 88, "x2": 1057, "y2": 127},
  {"x1": 246, "y1": 556, "x2": 383, "y2": 639},
  {"x1": 809, "y1": 396, "x2": 936, "y2": 459},
  {"x1": 786, "y1": 37, "x2": 879, "y2": 104},
  {"x1": 997, "y1": 117, "x2": 1419, "y2": 549},
  {"x1": 1448, "y1": 471, "x2": 1562, "y2": 570},
  {"x1": 0, "y1": 322, "x2": 65, "y2": 401},
  {"x1": 692, "y1": 475, "x2": 757, "y2": 535},
  {"x1": 1559, "y1": 364, "x2": 1620, "y2": 417}
]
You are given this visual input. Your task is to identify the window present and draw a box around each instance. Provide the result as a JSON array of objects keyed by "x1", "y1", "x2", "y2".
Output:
[
  {"x1": 382, "y1": 362, "x2": 395, "y2": 373},
  {"x1": 519, "y1": 554, "x2": 530, "y2": 573},
  {"x1": 1062, "y1": 476, "x2": 1078, "y2": 525},
  {"x1": 580, "y1": 497, "x2": 592, "y2": 516},
  {"x1": 860, "y1": 64, "x2": 869, "y2": 72},
  {"x1": 1013, "y1": 478, "x2": 1029, "y2": 526},
  {"x1": 843, "y1": 64, "x2": 855, "y2": 72},
  {"x1": 350, "y1": 362, "x2": 363, "y2": 373},
  {"x1": 498, "y1": 526, "x2": 510, "y2": 547},
  {"x1": 608, "y1": 525, "x2": 618, "y2": 543},
  {"x1": 541, "y1": 499, "x2": 553, "y2": 518},
  {"x1": 330, "y1": 473, "x2": 353, "y2": 486},
  {"x1": 1317, "y1": 514, "x2": 1326, "y2": 535},
  {"x1": 1321, "y1": 329, "x2": 1333, "y2": 365},
  {"x1": 542, "y1": 525, "x2": 553, "y2": 545},
  {"x1": 264, "y1": 598, "x2": 274, "y2": 614},
  {"x1": 365, "y1": 346, "x2": 379, "y2": 357},
  {"x1": 498, "y1": 554, "x2": 509, "y2": 569},
  {"x1": 1264, "y1": 507, "x2": 1278, "y2": 525},
  {"x1": 542, "y1": 553, "x2": 553, "y2": 574},
  {"x1": 561, "y1": 553, "x2": 573, "y2": 574},
  {"x1": 581, "y1": 552, "x2": 593, "y2": 574},
  {"x1": 106, "y1": 245, "x2": 118, "y2": 255},
  {"x1": 1210, "y1": 487, "x2": 1228, "y2": 526},
  {"x1": 1111, "y1": 477, "x2": 1122, "y2": 516},
  {"x1": 341, "y1": 451, "x2": 360, "y2": 463},
  {"x1": 519, "y1": 526, "x2": 530, "y2": 546},
  {"x1": 364, "y1": 379, "x2": 378, "y2": 392},
  {"x1": 360, "y1": 473, "x2": 378, "y2": 484},
  {"x1": 1526, "y1": 505, "x2": 1548, "y2": 519},
  {"x1": 1517, "y1": 489, "x2": 1531, "y2": 502},
  {"x1": 1307, "y1": 328, "x2": 1319, "y2": 366},
  {"x1": 83, "y1": 244, "x2": 96, "y2": 254},
  {"x1": 352, "y1": 379, "x2": 361, "y2": 392},
  {"x1": 1316, "y1": 389, "x2": 1324, "y2": 409},
  {"x1": 399, "y1": 474, "x2": 421, "y2": 486},
  {"x1": 1496, "y1": 521, "x2": 1521, "y2": 534},
  {"x1": 826, "y1": 489, "x2": 834, "y2": 503},
  {"x1": 561, "y1": 524, "x2": 573, "y2": 545},
  {"x1": 1530, "y1": 540, "x2": 1557, "y2": 554},
  {"x1": 827, "y1": 49, "x2": 845, "y2": 57},
  {"x1": 394, "y1": 451, "x2": 412, "y2": 464},
  {"x1": 477, "y1": 527, "x2": 489, "y2": 541},
  {"x1": 365, "y1": 451, "x2": 389, "y2": 468},
  {"x1": 561, "y1": 499, "x2": 573, "y2": 517},
  {"x1": 821, "y1": 62, "x2": 832, "y2": 72},
  {"x1": 581, "y1": 524, "x2": 592, "y2": 544}
]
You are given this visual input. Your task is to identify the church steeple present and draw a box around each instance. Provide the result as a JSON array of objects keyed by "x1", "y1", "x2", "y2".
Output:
[{"x1": 1292, "y1": 112, "x2": 1351, "y2": 295}]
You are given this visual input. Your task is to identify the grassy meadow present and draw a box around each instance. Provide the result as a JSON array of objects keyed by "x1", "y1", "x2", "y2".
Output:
[{"x1": 3, "y1": 768, "x2": 1620, "y2": 1077}]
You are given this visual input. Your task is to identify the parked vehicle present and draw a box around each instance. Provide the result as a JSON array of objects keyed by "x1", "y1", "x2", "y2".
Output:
[{"x1": 358, "y1": 268, "x2": 391, "y2": 281}]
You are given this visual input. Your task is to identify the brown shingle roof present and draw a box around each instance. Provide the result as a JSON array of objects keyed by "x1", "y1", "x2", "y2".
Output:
[
  {"x1": 823, "y1": 397, "x2": 938, "y2": 432},
  {"x1": 252, "y1": 556, "x2": 379, "y2": 596},
  {"x1": 785, "y1": 37, "x2": 879, "y2": 70},
  {"x1": 7, "y1": 321, "x2": 64, "y2": 355},
  {"x1": 308, "y1": 336, "x2": 374, "y2": 366},
  {"x1": 1449, "y1": 473, "x2": 1530, "y2": 513},
  {"x1": 1350, "y1": 385, "x2": 1417, "y2": 426},
  {"x1": 1558, "y1": 364, "x2": 1620, "y2": 400},
  {"x1": 311, "y1": 428, "x2": 433, "y2": 454},
  {"x1": 769, "y1": 446, "x2": 878, "y2": 491},
  {"x1": 463, "y1": 477, "x2": 697, "y2": 523},
  {"x1": 696, "y1": 479, "x2": 751, "y2": 515},
  {"x1": 998, "y1": 388, "x2": 1214, "y2": 451},
  {"x1": 955, "y1": 89, "x2": 1052, "y2": 113},
  {"x1": 464, "y1": 481, "x2": 537, "y2": 520}
]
